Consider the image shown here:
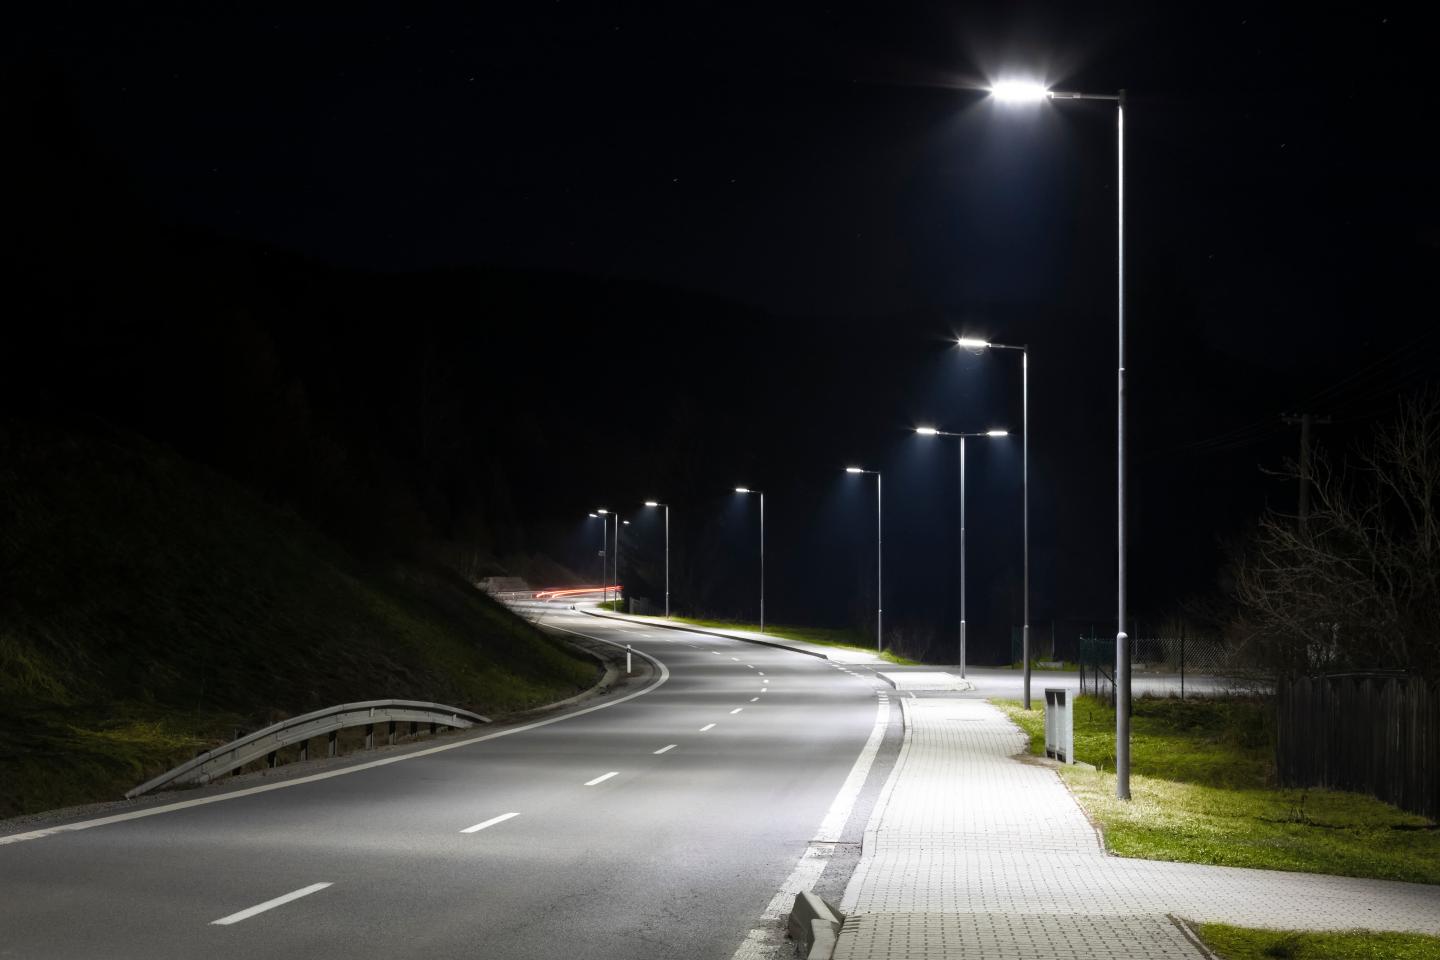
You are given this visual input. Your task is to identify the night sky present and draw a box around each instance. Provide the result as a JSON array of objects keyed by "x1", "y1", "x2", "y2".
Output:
[{"x1": 8, "y1": 3, "x2": 1437, "y2": 661}]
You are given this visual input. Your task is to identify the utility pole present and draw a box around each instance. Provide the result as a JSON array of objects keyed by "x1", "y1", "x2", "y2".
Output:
[{"x1": 1281, "y1": 413, "x2": 1331, "y2": 533}]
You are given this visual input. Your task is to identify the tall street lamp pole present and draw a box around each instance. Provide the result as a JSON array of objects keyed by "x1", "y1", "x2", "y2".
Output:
[
  {"x1": 588, "y1": 513, "x2": 607, "y2": 603},
  {"x1": 735, "y1": 488, "x2": 764, "y2": 633},
  {"x1": 956, "y1": 338, "x2": 1030, "y2": 706},
  {"x1": 916, "y1": 427, "x2": 1009, "y2": 677},
  {"x1": 990, "y1": 79, "x2": 1130, "y2": 799},
  {"x1": 845, "y1": 467, "x2": 883, "y2": 652},
  {"x1": 644, "y1": 501, "x2": 670, "y2": 618}
]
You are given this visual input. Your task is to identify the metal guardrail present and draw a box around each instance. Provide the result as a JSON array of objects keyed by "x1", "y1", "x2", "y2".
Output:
[{"x1": 125, "y1": 699, "x2": 491, "y2": 799}]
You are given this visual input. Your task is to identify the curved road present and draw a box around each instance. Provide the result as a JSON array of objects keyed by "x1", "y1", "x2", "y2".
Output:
[{"x1": 0, "y1": 606, "x2": 887, "y2": 960}]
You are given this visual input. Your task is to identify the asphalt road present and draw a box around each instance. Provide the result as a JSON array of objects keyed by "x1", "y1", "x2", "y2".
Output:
[{"x1": 0, "y1": 607, "x2": 887, "y2": 960}]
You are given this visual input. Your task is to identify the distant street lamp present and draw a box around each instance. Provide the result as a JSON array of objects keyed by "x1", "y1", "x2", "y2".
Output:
[
  {"x1": 915, "y1": 427, "x2": 1009, "y2": 678},
  {"x1": 593, "y1": 510, "x2": 614, "y2": 604},
  {"x1": 644, "y1": 501, "x2": 670, "y2": 618},
  {"x1": 956, "y1": 337, "x2": 1031, "y2": 707},
  {"x1": 845, "y1": 467, "x2": 883, "y2": 652},
  {"x1": 734, "y1": 487, "x2": 765, "y2": 633},
  {"x1": 990, "y1": 79, "x2": 1131, "y2": 800}
]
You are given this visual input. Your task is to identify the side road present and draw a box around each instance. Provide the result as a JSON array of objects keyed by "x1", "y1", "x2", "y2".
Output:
[
  {"x1": 580, "y1": 607, "x2": 888, "y2": 664},
  {"x1": 833, "y1": 697, "x2": 1440, "y2": 959}
]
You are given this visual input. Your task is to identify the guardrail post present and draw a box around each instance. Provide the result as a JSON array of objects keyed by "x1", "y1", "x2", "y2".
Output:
[
  {"x1": 410, "y1": 721, "x2": 418, "y2": 737},
  {"x1": 387, "y1": 720, "x2": 396, "y2": 746},
  {"x1": 299, "y1": 738, "x2": 308, "y2": 762},
  {"x1": 328, "y1": 729, "x2": 338, "y2": 757},
  {"x1": 267, "y1": 750, "x2": 277, "y2": 769},
  {"x1": 365, "y1": 723, "x2": 374, "y2": 750},
  {"x1": 430, "y1": 721, "x2": 437, "y2": 736}
]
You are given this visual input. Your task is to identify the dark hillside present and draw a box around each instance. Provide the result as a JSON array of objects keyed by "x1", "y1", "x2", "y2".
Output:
[{"x1": 0, "y1": 419, "x2": 597, "y2": 817}]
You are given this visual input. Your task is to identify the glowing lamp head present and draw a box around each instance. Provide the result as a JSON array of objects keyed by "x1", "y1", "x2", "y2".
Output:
[
  {"x1": 916, "y1": 426, "x2": 939, "y2": 436},
  {"x1": 596, "y1": 508, "x2": 609, "y2": 514},
  {"x1": 735, "y1": 487, "x2": 751, "y2": 494},
  {"x1": 588, "y1": 512, "x2": 599, "y2": 518},
  {"x1": 956, "y1": 337, "x2": 991, "y2": 349},
  {"x1": 990, "y1": 81, "x2": 1050, "y2": 104},
  {"x1": 986, "y1": 429, "x2": 1010, "y2": 437},
  {"x1": 622, "y1": 520, "x2": 631, "y2": 525},
  {"x1": 845, "y1": 467, "x2": 864, "y2": 474},
  {"x1": 644, "y1": 501, "x2": 659, "y2": 507}
]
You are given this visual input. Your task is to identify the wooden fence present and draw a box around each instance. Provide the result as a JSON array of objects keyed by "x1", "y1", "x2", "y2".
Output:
[{"x1": 1275, "y1": 673, "x2": 1438, "y2": 820}]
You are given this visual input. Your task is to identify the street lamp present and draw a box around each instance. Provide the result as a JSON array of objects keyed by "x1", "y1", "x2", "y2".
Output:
[
  {"x1": 956, "y1": 337, "x2": 1031, "y2": 707},
  {"x1": 734, "y1": 487, "x2": 764, "y2": 633},
  {"x1": 990, "y1": 79, "x2": 1131, "y2": 800},
  {"x1": 644, "y1": 501, "x2": 670, "y2": 618},
  {"x1": 594, "y1": 510, "x2": 614, "y2": 604},
  {"x1": 845, "y1": 467, "x2": 883, "y2": 652},
  {"x1": 915, "y1": 427, "x2": 1008, "y2": 678}
]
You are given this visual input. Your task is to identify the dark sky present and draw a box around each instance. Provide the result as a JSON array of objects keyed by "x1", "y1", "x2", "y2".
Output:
[{"x1": 10, "y1": 2, "x2": 1438, "y2": 658}]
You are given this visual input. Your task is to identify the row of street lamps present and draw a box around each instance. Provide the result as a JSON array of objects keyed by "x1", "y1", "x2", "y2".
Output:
[{"x1": 587, "y1": 79, "x2": 1131, "y2": 800}]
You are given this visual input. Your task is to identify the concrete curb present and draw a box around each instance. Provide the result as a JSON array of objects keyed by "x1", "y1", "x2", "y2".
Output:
[
  {"x1": 580, "y1": 607, "x2": 833, "y2": 660},
  {"x1": 789, "y1": 891, "x2": 844, "y2": 959}
]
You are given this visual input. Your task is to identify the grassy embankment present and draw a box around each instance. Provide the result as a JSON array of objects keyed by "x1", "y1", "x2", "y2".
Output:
[
  {"x1": 0, "y1": 422, "x2": 597, "y2": 818},
  {"x1": 1197, "y1": 924, "x2": 1440, "y2": 960},
  {"x1": 995, "y1": 696, "x2": 1439, "y2": 884},
  {"x1": 593, "y1": 604, "x2": 919, "y2": 665}
]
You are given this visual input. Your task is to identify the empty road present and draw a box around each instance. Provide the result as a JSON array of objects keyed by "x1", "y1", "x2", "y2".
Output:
[{"x1": 0, "y1": 606, "x2": 889, "y2": 960}]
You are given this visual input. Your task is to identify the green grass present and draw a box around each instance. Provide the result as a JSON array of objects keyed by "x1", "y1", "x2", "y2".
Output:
[
  {"x1": 1197, "y1": 923, "x2": 1440, "y2": 960},
  {"x1": 608, "y1": 611, "x2": 920, "y2": 665},
  {"x1": 0, "y1": 421, "x2": 598, "y2": 817},
  {"x1": 994, "y1": 696, "x2": 1440, "y2": 884}
]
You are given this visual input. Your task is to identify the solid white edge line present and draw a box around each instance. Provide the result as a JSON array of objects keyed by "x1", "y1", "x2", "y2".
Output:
[
  {"x1": 0, "y1": 621, "x2": 669, "y2": 846},
  {"x1": 730, "y1": 695, "x2": 891, "y2": 959},
  {"x1": 211, "y1": 882, "x2": 332, "y2": 926},
  {"x1": 460, "y1": 811, "x2": 520, "y2": 834},
  {"x1": 584, "y1": 771, "x2": 619, "y2": 786},
  {"x1": 653, "y1": 744, "x2": 677, "y2": 755},
  {"x1": 699, "y1": 723, "x2": 716, "y2": 732}
]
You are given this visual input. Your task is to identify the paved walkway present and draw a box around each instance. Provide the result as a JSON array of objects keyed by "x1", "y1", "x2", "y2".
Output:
[{"x1": 834, "y1": 698, "x2": 1440, "y2": 959}]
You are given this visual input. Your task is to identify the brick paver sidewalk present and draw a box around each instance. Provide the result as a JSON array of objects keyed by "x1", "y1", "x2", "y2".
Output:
[{"x1": 834, "y1": 698, "x2": 1440, "y2": 959}]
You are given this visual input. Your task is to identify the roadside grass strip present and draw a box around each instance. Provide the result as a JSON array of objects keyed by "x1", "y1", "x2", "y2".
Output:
[
  {"x1": 460, "y1": 812, "x2": 519, "y2": 834},
  {"x1": 211, "y1": 883, "x2": 331, "y2": 925},
  {"x1": 995, "y1": 696, "x2": 1440, "y2": 884},
  {"x1": 1196, "y1": 923, "x2": 1440, "y2": 960}
]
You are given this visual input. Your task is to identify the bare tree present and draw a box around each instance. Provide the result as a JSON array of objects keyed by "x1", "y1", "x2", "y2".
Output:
[{"x1": 1233, "y1": 392, "x2": 1440, "y2": 679}]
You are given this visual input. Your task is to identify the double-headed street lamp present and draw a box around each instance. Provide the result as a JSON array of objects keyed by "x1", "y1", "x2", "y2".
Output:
[
  {"x1": 734, "y1": 487, "x2": 764, "y2": 633},
  {"x1": 956, "y1": 337, "x2": 1031, "y2": 707},
  {"x1": 643, "y1": 501, "x2": 670, "y2": 618},
  {"x1": 844, "y1": 467, "x2": 883, "y2": 652},
  {"x1": 915, "y1": 427, "x2": 1009, "y2": 677},
  {"x1": 990, "y1": 79, "x2": 1132, "y2": 799}
]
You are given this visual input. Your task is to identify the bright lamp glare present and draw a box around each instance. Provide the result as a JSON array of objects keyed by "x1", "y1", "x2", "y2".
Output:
[
  {"x1": 990, "y1": 81, "x2": 1050, "y2": 103},
  {"x1": 735, "y1": 487, "x2": 751, "y2": 494},
  {"x1": 644, "y1": 501, "x2": 659, "y2": 507},
  {"x1": 916, "y1": 426, "x2": 939, "y2": 435},
  {"x1": 597, "y1": 508, "x2": 609, "y2": 514},
  {"x1": 956, "y1": 337, "x2": 991, "y2": 349},
  {"x1": 845, "y1": 467, "x2": 863, "y2": 473},
  {"x1": 588, "y1": 512, "x2": 598, "y2": 517},
  {"x1": 987, "y1": 429, "x2": 1010, "y2": 437}
]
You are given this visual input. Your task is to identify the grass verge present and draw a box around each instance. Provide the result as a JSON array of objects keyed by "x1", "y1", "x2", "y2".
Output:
[
  {"x1": 994, "y1": 696, "x2": 1440, "y2": 884},
  {"x1": 598, "y1": 609, "x2": 920, "y2": 665},
  {"x1": 1196, "y1": 923, "x2": 1440, "y2": 960}
]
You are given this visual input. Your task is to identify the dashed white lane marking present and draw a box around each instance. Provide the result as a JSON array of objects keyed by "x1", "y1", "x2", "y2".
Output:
[
  {"x1": 750, "y1": 697, "x2": 760, "y2": 702},
  {"x1": 700, "y1": 723, "x2": 716, "y2": 732},
  {"x1": 758, "y1": 671, "x2": 765, "y2": 676},
  {"x1": 731, "y1": 657, "x2": 741, "y2": 661},
  {"x1": 654, "y1": 744, "x2": 677, "y2": 755},
  {"x1": 730, "y1": 695, "x2": 891, "y2": 958},
  {"x1": 711, "y1": 651, "x2": 722, "y2": 656},
  {"x1": 762, "y1": 679, "x2": 769, "y2": 684},
  {"x1": 746, "y1": 664, "x2": 755, "y2": 669},
  {"x1": 730, "y1": 707, "x2": 743, "y2": 714},
  {"x1": 460, "y1": 812, "x2": 520, "y2": 834},
  {"x1": 584, "y1": 771, "x2": 619, "y2": 786},
  {"x1": 211, "y1": 882, "x2": 332, "y2": 926}
]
